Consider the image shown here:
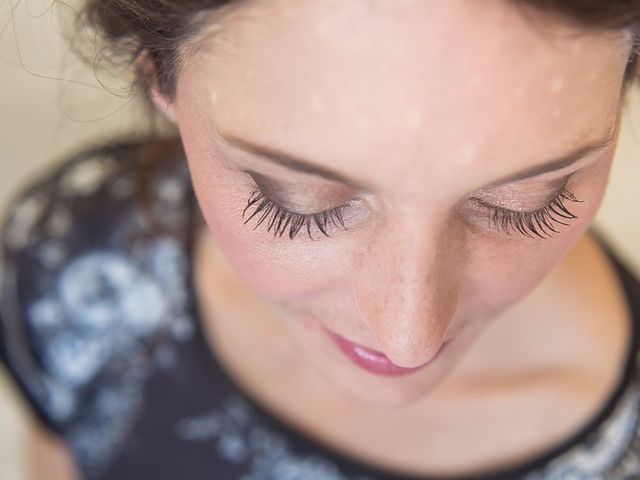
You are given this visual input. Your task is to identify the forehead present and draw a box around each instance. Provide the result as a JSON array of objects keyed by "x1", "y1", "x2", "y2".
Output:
[{"x1": 179, "y1": 0, "x2": 631, "y2": 192}]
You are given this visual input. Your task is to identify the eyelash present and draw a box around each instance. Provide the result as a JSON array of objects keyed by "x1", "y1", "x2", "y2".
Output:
[
  {"x1": 241, "y1": 185, "x2": 582, "y2": 241},
  {"x1": 482, "y1": 185, "x2": 582, "y2": 239},
  {"x1": 242, "y1": 189, "x2": 348, "y2": 240}
]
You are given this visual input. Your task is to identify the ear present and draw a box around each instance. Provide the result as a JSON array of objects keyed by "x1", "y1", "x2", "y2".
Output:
[{"x1": 135, "y1": 49, "x2": 178, "y2": 124}]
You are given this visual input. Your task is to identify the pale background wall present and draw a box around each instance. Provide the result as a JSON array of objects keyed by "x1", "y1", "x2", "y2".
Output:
[{"x1": 2, "y1": 2, "x2": 640, "y2": 479}]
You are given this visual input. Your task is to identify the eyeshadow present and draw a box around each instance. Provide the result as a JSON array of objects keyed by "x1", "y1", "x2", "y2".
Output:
[
  {"x1": 472, "y1": 176, "x2": 570, "y2": 211},
  {"x1": 246, "y1": 170, "x2": 354, "y2": 212}
]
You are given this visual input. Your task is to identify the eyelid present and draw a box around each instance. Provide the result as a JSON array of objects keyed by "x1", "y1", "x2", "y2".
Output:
[
  {"x1": 241, "y1": 182, "x2": 372, "y2": 240},
  {"x1": 471, "y1": 150, "x2": 601, "y2": 201},
  {"x1": 245, "y1": 168, "x2": 364, "y2": 212},
  {"x1": 470, "y1": 175, "x2": 571, "y2": 211},
  {"x1": 245, "y1": 168, "x2": 342, "y2": 188},
  {"x1": 246, "y1": 168, "x2": 362, "y2": 207},
  {"x1": 225, "y1": 143, "x2": 351, "y2": 189}
]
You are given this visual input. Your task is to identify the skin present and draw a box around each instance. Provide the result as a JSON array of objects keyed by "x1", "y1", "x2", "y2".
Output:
[
  {"x1": 18, "y1": 1, "x2": 638, "y2": 478},
  {"x1": 152, "y1": 0, "x2": 633, "y2": 406}
]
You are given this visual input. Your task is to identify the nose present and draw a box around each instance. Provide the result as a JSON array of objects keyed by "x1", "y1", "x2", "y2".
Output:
[{"x1": 353, "y1": 218, "x2": 464, "y2": 368}]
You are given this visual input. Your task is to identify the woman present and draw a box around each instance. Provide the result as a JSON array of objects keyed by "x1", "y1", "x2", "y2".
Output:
[{"x1": 2, "y1": 0, "x2": 640, "y2": 478}]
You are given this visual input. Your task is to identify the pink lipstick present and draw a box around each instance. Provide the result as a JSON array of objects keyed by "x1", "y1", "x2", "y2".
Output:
[{"x1": 324, "y1": 328, "x2": 450, "y2": 376}]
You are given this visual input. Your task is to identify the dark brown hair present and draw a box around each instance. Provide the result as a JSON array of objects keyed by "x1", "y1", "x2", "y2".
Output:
[{"x1": 77, "y1": 0, "x2": 640, "y2": 113}]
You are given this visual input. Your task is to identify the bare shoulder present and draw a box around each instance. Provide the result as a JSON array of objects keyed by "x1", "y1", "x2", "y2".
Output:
[
  {"x1": 24, "y1": 420, "x2": 80, "y2": 480},
  {"x1": 0, "y1": 368, "x2": 79, "y2": 480}
]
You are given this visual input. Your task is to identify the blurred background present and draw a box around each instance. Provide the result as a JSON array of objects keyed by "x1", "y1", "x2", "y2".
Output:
[
  {"x1": 1, "y1": 2, "x2": 150, "y2": 478},
  {"x1": 2, "y1": 1, "x2": 640, "y2": 479}
]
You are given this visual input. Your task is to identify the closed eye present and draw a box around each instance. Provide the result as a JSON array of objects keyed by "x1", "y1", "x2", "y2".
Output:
[
  {"x1": 242, "y1": 189, "x2": 350, "y2": 240},
  {"x1": 470, "y1": 183, "x2": 583, "y2": 239}
]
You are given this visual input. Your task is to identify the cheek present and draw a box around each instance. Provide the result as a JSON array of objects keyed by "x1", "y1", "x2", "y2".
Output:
[{"x1": 183, "y1": 142, "x2": 350, "y2": 302}]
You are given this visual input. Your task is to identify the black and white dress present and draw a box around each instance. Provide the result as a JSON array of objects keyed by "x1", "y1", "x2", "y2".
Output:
[{"x1": 1, "y1": 138, "x2": 640, "y2": 480}]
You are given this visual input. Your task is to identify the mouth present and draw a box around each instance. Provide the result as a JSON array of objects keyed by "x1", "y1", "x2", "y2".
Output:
[{"x1": 322, "y1": 327, "x2": 450, "y2": 377}]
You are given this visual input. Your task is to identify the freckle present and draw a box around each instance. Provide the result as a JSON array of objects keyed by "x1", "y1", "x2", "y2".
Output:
[
  {"x1": 574, "y1": 41, "x2": 586, "y2": 52},
  {"x1": 210, "y1": 89, "x2": 220, "y2": 106},
  {"x1": 467, "y1": 73, "x2": 485, "y2": 90},
  {"x1": 512, "y1": 81, "x2": 528, "y2": 98},
  {"x1": 350, "y1": 111, "x2": 368, "y2": 134},
  {"x1": 281, "y1": 7, "x2": 295, "y2": 19},
  {"x1": 313, "y1": 18, "x2": 331, "y2": 37},
  {"x1": 549, "y1": 76, "x2": 565, "y2": 94},
  {"x1": 461, "y1": 144, "x2": 477, "y2": 161},
  {"x1": 404, "y1": 107, "x2": 423, "y2": 130},
  {"x1": 309, "y1": 91, "x2": 325, "y2": 113}
]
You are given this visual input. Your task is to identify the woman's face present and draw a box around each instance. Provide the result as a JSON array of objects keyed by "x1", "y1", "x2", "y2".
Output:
[{"x1": 157, "y1": 0, "x2": 633, "y2": 406}]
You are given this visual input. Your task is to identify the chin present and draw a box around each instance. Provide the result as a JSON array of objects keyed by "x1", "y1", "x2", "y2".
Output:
[{"x1": 347, "y1": 379, "x2": 437, "y2": 408}]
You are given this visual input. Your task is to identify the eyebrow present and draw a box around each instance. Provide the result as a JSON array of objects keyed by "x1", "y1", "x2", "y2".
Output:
[
  {"x1": 218, "y1": 128, "x2": 617, "y2": 189},
  {"x1": 486, "y1": 132, "x2": 616, "y2": 187}
]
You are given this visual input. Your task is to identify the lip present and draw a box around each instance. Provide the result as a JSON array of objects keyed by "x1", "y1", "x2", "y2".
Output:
[{"x1": 323, "y1": 327, "x2": 450, "y2": 377}]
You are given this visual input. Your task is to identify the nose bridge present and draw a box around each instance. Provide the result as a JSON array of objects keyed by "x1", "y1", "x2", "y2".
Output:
[{"x1": 354, "y1": 217, "x2": 462, "y2": 366}]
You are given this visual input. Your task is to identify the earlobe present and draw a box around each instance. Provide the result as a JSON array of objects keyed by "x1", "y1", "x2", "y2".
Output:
[{"x1": 135, "y1": 48, "x2": 178, "y2": 124}]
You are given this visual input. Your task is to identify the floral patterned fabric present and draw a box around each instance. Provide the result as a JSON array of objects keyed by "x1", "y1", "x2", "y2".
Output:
[{"x1": 1, "y1": 138, "x2": 640, "y2": 480}]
